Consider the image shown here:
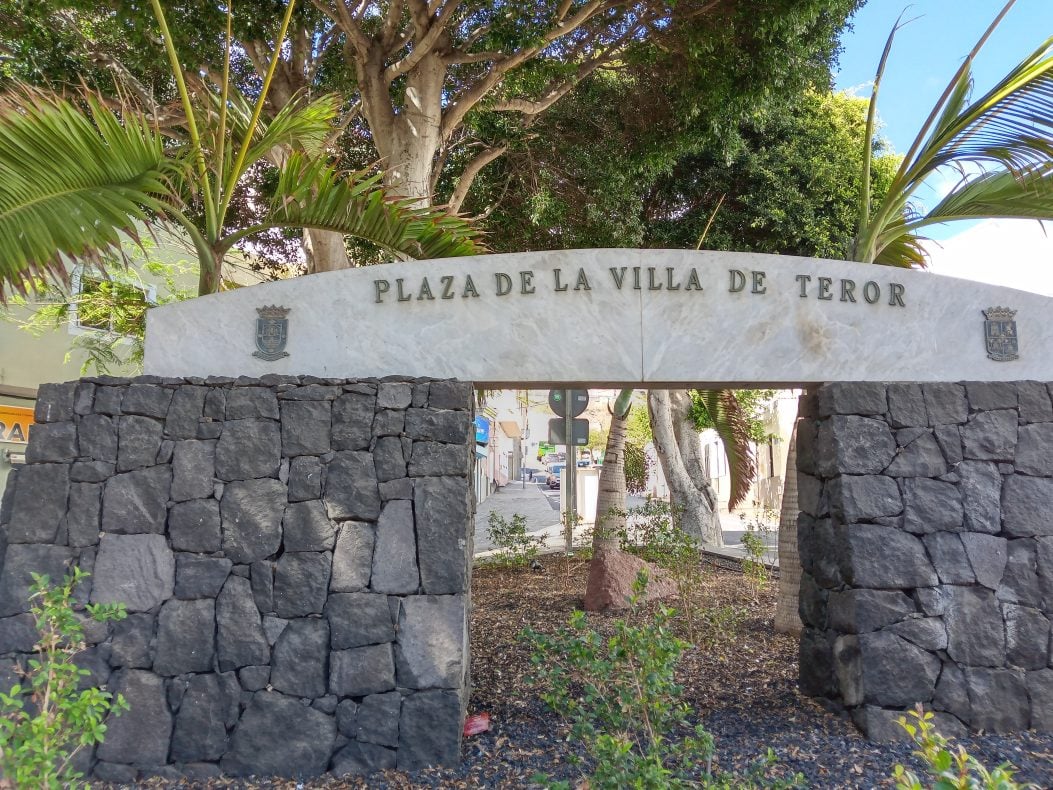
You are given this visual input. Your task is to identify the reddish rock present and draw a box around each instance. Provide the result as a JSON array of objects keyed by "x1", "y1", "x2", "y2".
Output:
[{"x1": 582, "y1": 548, "x2": 677, "y2": 612}]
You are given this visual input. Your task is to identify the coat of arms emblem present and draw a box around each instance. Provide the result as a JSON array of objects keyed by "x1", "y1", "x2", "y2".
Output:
[
  {"x1": 983, "y1": 307, "x2": 1019, "y2": 362},
  {"x1": 253, "y1": 305, "x2": 290, "y2": 361}
]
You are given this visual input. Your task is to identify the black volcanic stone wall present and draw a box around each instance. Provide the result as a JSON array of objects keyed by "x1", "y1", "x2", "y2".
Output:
[
  {"x1": 0, "y1": 375, "x2": 475, "y2": 782},
  {"x1": 797, "y1": 382, "x2": 1053, "y2": 741}
]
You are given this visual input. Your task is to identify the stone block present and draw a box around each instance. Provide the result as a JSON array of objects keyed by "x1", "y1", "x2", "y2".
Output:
[
  {"x1": 885, "y1": 432, "x2": 947, "y2": 477},
  {"x1": 168, "y1": 498, "x2": 220, "y2": 552},
  {"x1": 281, "y1": 400, "x2": 331, "y2": 457},
  {"x1": 408, "y1": 442, "x2": 468, "y2": 477},
  {"x1": 799, "y1": 628, "x2": 838, "y2": 698},
  {"x1": 165, "y1": 386, "x2": 207, "y2": 439},
  {"x1": 102, "y1": 465, "x2": 171, "y2": 534},
  {"x1": 331, "y1": 522, "x2": 375, "y2": 592},
  {"x1": 336, "y1": 698, "x2": 358, "y2": 736},
  {"x1": 170, "y1": 673, "x2": 228, "y2": 762},
  {"x1": 70, "y1": 459, "x2": 114, "y2": 482},
  {"x1": 115, "y1": 415, "x2": 163, "y2": 473},
  {"x1": 79, "y1": 414, "x2": 117, "y2": 462},
  {"x1": 798, "y1": 572, "x2": 827, "y2": 629},
  {"x1": 220, "y1": 478, "x2": 287, "y2": 563},
  {"x1": 224, "y1": 387, "x2": 279, "y2": 420},
  {"x1": 1028, "y1": 668, "x2": 1053, "y2": 730},
  {"x1": 203, "y1": 388, "x2": 226, "y2": 420},
  {"x1": 415, "y1": 476, "x2": 470, "y2": 595},
  {"x1": 965, "y1": 381, "x2": 1017, "y2": 411},
  {"x1": 216, "y1": 575, "x2": 269, "y2": 671},
  {"x1": 827, "y1": 475, "x2": 902, "y2": 523},
  {"x1": 841, "y1": 524, "x2": 937, "y2": 589},
  {"x1": 815, "y1": 416, "x2": 896, "y2": 477},
  {"x1": 958, "y1": 461, "x2": 1001, "y2": 534},
  {"x1": 239, "y1": 665, "x2": 270, "y2": 691},
  {"x1": 1017, "y1": 381, "x2": 1053, "y2": 423},
  {"x1": 110, "y1": 613, "x2": 154, "y2": 667},
  {"x1": 121, "y1": 385, "x2": 173, "y2": 418},
  {"x1": 921, "y1": 383, "x2": 968, "y2": 426},
  {"x1": 330, "y1": 643, "x2": 396, "y2": 696},
  {"x1": 1015, "y1": 423, "x2": 1053, "y2": 476},
  {"x1": 327, "y1": 592, "x2": 395, "y2": 649},
  {"x1": 96, "y1": 670, "x2": 172, "y2": 766},
  {"x1": 0, "y1": 614, "x2": 39, "y2": 653},
  {"x1": 332, "y1": 392, "x2": 374, "y2": 450},
  {"x1": 796, "y1": 473, "x2": 822, "y2": 518},
  {"x1": 1002, "y1": 475, "x2": 1053, "y2": 537},
  {"x1": 356, "y1": 691, "x2": 401, "y2": 747},
  {"x1": 26, "y1": 421, "x2": 77, "y2": 463},
  {"x1": 933, "y1": 661, "x2": 970, "y2": 721},
  {"x1": 397, "y1": 690, "x2": 462, "y2": 771},
  {"x1": 92, "y1": 385, "x2": 124, "y2": 416},
  {"x1": 428, "y1": 381, "x2": 472, "y2": 410},
  {"x1": 923, "y1": 532, "x2": 975, "y2": 583},
  {"x1": 325, "y1": 451, "x2": 381, "y2": 521},
  {"x1": 279, "y1": 384, "x2": 342, "y2": 401},
  {"x1": 404, "y1": 408, "x2": 471, "y2": 445},
  {"x1": 961, "y1": 410, "x2": 1018, "y2": 462},
  {"x1": 273, "y1": 552, "x2": 331, "y2": 617},
  {"x1": 395, "y1": 595, "x2": 466, "y2": 689},
  {"x1": 67, "y1": 482, "x2": 101, "y2": 548},
  {"x1": 945, "y1": 586, "x2": 1006, "y2": 667},
  {"x1": 221, "y1": 692, "x2": 336, "y2": 778},
  {"x1": 6, "y1": 463, "x2": 69, "y2": 543},
  {"x1": 1003, "y1": 604, "x2": 1050, "y2": 670},
  {"x1": 797, "y1": 515, "x2": 842, "y2": 589},
  {"x1": 379, "y1": 477, "x2": 414, "y2": 500},
  {"x1": 282, "y1": 500, "x2": 336, "y2": 552},
  {"x1": 373, "y1": 436, "x2": 407, "y2": 482},
  {"x1": 0, "y1": 546, "x2": 64, "y2": 616},
  {"x1": 332, "y1": 740, "x2": 396, "y2": 776},
  {"x1": 817, "y1": 383, "x2": 887, "y2": 418},
  {"x1": 250, "y1": 560, "x2": 273, "y2": 613},
  {"x1": 215, "y1": 419, "x2": 281, "y2": 481},
  {"x1": 934, "y1": 424, "x2": 963, "y2": 465},
  {"x1": 270, "y1": 618, "x2": 329, "y2": 698},
  {"x1": 902, "y1": 478, "x2": 962, "y2": 533},
  {"x1": 34, "y1": 382, "x2": 76, "y2": 422},
  {"x1": 887, "y1": 384, "x2": 928, "y2": 428},
  {"x1": 887, "y1": 616, "x2": 947, "y2": 651},
  {"x1": 377, "y1": 382, "x2": 412, "y2": 410},
  {"x1": 170, "y1": 440, "x2": 216, "y2": 502},
  {"x1": 153, "y1": 599, "x2": 215, "y2": 675},
  {"x1": 371, "y1": 500, "x2": 419, "y2": 594},
  {"x1": 998, "y1": 539, "x2": 1041, "y2": 607},
  {"x1": 174, "y1": 554, "x2": 231, "y2": 599},
  {"x1": 858, "y1": 630, "x2": 940, "y2": 707},
  {"x1": 288, "y1": 455, "x2": 323, "y2": 502},
  {"x1": 960, "y1": 533, "x2": 1007, "y2": 590},
  {"x1": 373, "y1": 409, "x2": 405, "y2": 437},
  {"x1": 826, "y1": 589, "x2": 914, "y2": 633},
  {"x1": 796, "y1": 418, "x2": 819, "y2": 476},
  {"x1": 91, "y1": 534, "x2": 173, "y2": 612},
  {"x1": 965, "y1": 667, "x2": 1029, "y2": 732}
]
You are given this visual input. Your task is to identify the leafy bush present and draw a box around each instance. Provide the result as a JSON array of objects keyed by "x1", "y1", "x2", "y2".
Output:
[
  {"x1": 0, "y1": 569, "x2": 128, "y2": 788},
  {"x1": 521, "y1": 572, "x2": 803, "y2": 789},
  {"x1": 738, "y1": 510, "x2": 776, "y2": 599},
  {"x1": 892, "y1": 706, "x2": 1031, "y2": 790},
  {"x1": 485, "y1": 511, "x2": 546, "y2": 568}
]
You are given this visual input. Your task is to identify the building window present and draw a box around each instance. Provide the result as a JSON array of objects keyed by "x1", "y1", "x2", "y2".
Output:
[{"x1": 69, "y1": 266, "x2": 155, "y2": 335}]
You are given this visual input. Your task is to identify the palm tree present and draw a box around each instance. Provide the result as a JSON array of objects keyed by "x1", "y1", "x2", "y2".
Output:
[
  {"x1": 0, "y1": 0, "x2": 482, "y2": 301},
  {"x1": 774, "y1": 6, "x2": 1053, "y2": 634}
]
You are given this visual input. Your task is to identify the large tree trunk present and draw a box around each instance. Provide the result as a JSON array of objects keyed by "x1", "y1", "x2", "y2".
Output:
[
  {"x1": 303, "y1": 229, "x2": 350, "y2": 273},
  {"x1": 648, "y1": 390, "x2": 722, "y2": 545},
  {"x1": 773, "y1": 418, "x2": 802, "y2": 635},
  {"x1": 592, "y1": 398, "x2": 631, "y2": 553}
]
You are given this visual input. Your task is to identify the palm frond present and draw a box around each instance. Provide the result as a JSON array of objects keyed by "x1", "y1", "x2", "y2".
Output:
[
  {"x1": 225, "y1": 152, "x2": 485, "y2": 259},
  {"x1": 693, "y1": 389, "x2": 756, "y2": 510},
  {"x1": 0, "y1": 90, "x2": 178, "y2": 299}
]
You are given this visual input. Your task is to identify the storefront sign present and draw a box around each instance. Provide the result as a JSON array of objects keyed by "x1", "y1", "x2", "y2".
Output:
[{"x1": 0, "y1": 405, "x2": 34, "y2": 444}]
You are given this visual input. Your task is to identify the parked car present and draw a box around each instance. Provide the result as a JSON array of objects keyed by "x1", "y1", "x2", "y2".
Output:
[{"x1": 547, "y1": 463, "x2": 565, "y2": 489}]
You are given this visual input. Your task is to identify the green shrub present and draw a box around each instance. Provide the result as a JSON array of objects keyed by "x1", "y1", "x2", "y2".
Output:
[
  {"x1": 0, "y1": 569, "x2": 128, "y2": 789},
  {"x1": 485, "y1": 511, "x2": 546, "y2": 567},
  {"x1": 521, "y1": 572, "x2": 803, "y2": 789},
  {"x1": 892, "y1": 706, "x2": 1031, "y2": 790}
]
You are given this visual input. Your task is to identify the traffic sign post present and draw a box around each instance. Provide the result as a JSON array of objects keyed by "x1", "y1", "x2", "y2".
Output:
[
  {"x1": 547, "y1": 418, "x2": 589, "y2": 445},
  {"x1": 548, "y1": 389, "x2": 589, "y2": 418},
  {"x1": 548, "y1": 388, "x2": 589, "y2": 552}
]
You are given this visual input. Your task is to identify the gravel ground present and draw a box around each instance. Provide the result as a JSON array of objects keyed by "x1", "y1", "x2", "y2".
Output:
[{"x1": 113, "y1": 555, "x2": 1053, "y2": 789}]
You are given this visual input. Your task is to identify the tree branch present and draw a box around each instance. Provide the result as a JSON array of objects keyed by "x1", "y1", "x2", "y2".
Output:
[
  {"x1": 448, "y1": 144, "x2": 508, "y2": 213},
  {"x1": 384, "y1": 0, "x2": 463, "y2": 83}
]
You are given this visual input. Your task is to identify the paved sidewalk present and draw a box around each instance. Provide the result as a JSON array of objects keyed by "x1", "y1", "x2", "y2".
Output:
[{"x1": 474, "y1": 483, "x2": 780, "y2": 567}]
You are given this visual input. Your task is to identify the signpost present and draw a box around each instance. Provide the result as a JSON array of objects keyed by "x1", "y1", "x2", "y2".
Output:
[{"x1": 548, "y1": 389, "x2": 589, "y2": 552}]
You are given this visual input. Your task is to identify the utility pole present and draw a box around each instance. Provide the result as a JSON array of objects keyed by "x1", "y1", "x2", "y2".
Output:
[{"x1": 564, "y1": 388, "x2": 576, "y2": 552}]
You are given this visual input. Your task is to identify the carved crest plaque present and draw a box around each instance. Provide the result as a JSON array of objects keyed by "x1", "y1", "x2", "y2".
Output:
[
  {"x1": 983, "y1": 307, "x2": 1019, "y2": 362},
  {"x1": 253, "y1": 305, "x2": 290, "y2": 361}
]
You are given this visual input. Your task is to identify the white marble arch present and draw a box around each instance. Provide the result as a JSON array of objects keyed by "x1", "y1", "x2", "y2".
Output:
[{"x1": 144, "y1": 249, "x2": 1053, "y2": 386}]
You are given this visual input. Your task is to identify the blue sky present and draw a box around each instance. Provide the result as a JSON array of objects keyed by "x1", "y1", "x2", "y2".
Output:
[{"x1": 832, "y1": 0, "x2": 1053, "y2": 292}]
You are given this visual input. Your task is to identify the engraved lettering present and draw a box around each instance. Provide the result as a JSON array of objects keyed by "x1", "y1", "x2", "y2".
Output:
[
  {"x1": 610, "y1": 267, "x2": 628, "y2": 289},
  {"x1": 864, "y1": 281, "x2": 880, "y2": 304},
  {"x1": 889, "y1": 282, "x2": 906, "y2": 307},
  {"x1": 647, "y1": 266, "x2": 662, "y2": 290},
  {"x1": 840, "y1": 279, "x2": 856, "y2": 303},
  {"x1": 796, "y1": 274, "x2": 811, "y2": 297},
  {"x1": 440, "y1": 275, "x2": 455, "y2": 299},
  {"x1": 520, "y1": 271, "x2": 536, "y2": 295},
  {"x1": 751, "y1": 270, "x2": 767, "y2": 294},
  {"x1": 374, "y1": 279, "x2": 390, "y2": 303},
  {"x1": 633, "y1": 266, "x2": 642, "y2": 290},
  {"x1": 553, "y1": 268, "x2": 569, "y2": 292},
  {"x1": 817, "y1": 277, "x2": 833, "y2": 300},
  {"x1": 462, "y1": 274, "x2": 480, "y2": 298},
  {"x1": 729, "y1": 269, "x2": 746, "y2": 292},
  {"x1": 495, "y1": 272, "x2": 513, "y2": 296},
  {"x1": 574, "y1": 268, "x2": 592, "y2": 291},
  {"x1": 666, "y1": 267, "x2": 681, "y2": 290},
  {"x1": 417, "y1": 277, "x2": 435, "y2": 300},
  {"x1": 685, "y1": 268, "x2": 703, "y2": 291},
  {"x1": 396, "y1": 278, "x2": 411, "y2": 302}
]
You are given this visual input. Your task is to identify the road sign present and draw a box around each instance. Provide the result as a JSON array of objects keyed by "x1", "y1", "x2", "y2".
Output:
[
  {"x1": 548, "y1": 389, "x2": 589, "y2": 418},
  {"x1": 548, "y1": 418, "x2": 589, "y2": 446}
]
